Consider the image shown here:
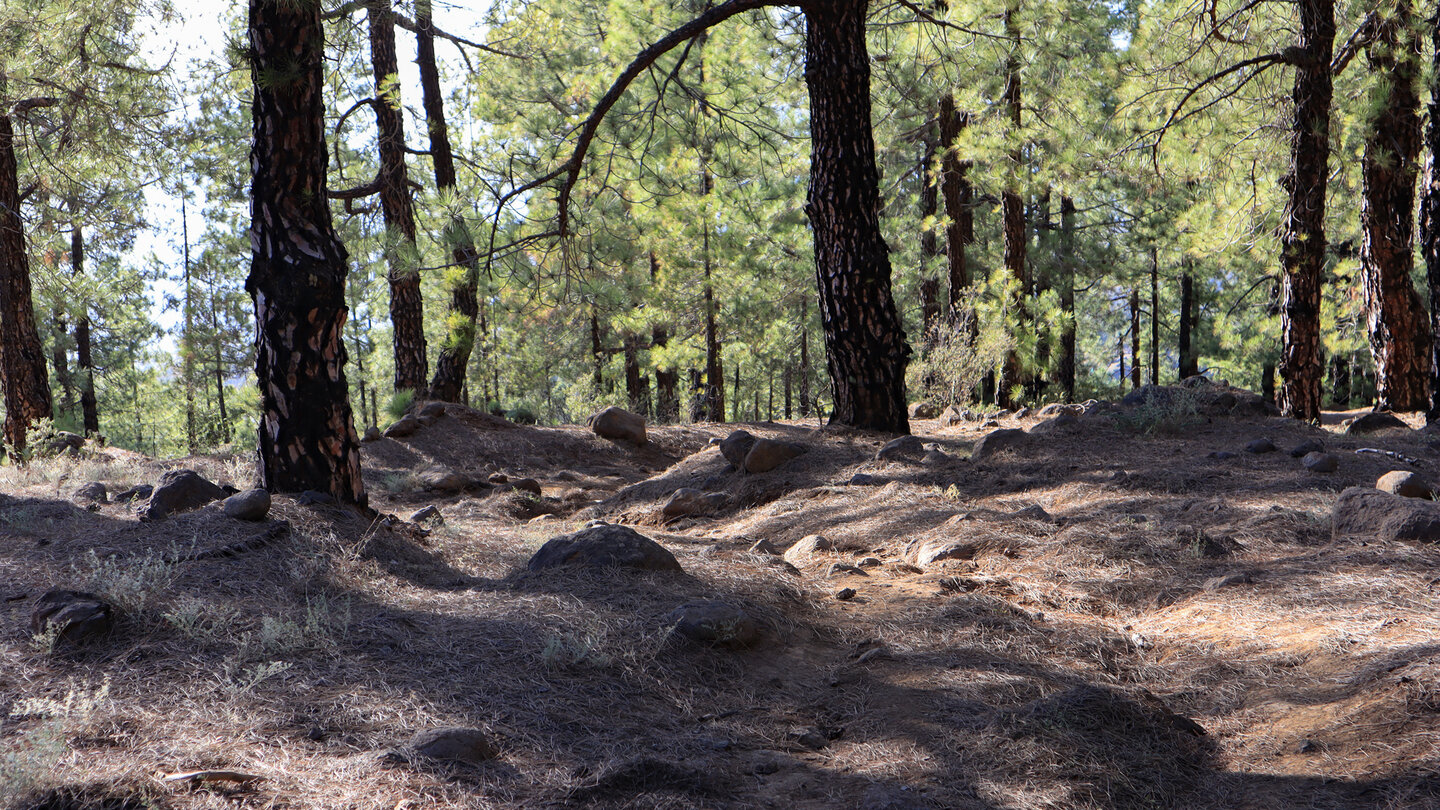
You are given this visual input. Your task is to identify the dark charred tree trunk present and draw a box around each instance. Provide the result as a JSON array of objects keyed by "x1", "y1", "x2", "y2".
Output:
[
  {"x1": 1262, "y1": 361, "x2": 1277, "y2": 403},
  {"x1": 623, "y1": 333, "x2": 648, "y2": 415},
  {"x1": 650, "y1": 253, "x2": 679, "y2": 422},
  {"x1": 368, "y1": 0, "x2": 427, "y2": 394},
  {"x1": 703, "y1": 236, "x2": 724, "y2": 422},
  {"x1": 590, "y1": 308, "x2": 604, "y2": 392},
  {"x1": 731, "y1": 362, "x2": 741, "y2": 422},
  {"x1": 1330, "y1": 352, "x2": 1351, "y2": 407},
  {"x1": 1179, "y1": 268, "x2": 1198, "y2": 379},
  {"x1": 1360, "y1": 0, "x2": 1430, "y2": 411},
  {"x1": 1424, "y1": 6, "x2": 1440, "y2": 421},
  {"x1": 1117, "y1": 332, "x2": 1126, "y2": 386},
  {"x1": 803, "y1": 0, "x2": 910, "y2": 432},
  {"x1": 1030, "y1": 189, "x2": 1052, "y2": 400},
  {"x1": 998, "y1": 1, "x2": 1026, "y2": 408},
  {"x1": 939, "y1": 95, "x2": 973, "y2": 327},
  {"x1": 1130, "y1": 288, "x2": 1141, "y2": 390},
  {"x1": 1149, "y1": 246, "x2": 1159, "y2": 385},
  {"x1": 247, "y1": 0, "x2": 366, "y2": 506},
  {"x1": 76, "y1": 312, "x2": 97, "y2": 435},
  {"x1": 1058, "y1": 196, "x2": 1077, "y2": 400},
  {"x1": 784, "y1": 365, "x2": 793, "y2": 418},
  {"x1": 421, "y1": 0, "x2": 482, "y2": 403},
  {"x1": 1278, "y1": 0, "x2": 1335, "y2": 422},
  {"x1": 0, "y1": 111, "x2": 53, "y2": 453},
  {"x1": 179, "y1": 193, "x2": 197, "y2": 453},
  {"x1": 919, "y1": 135, "x2": 941, "y2": 338}
]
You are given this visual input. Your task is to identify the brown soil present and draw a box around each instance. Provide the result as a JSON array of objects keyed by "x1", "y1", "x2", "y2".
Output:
[{"x1": 4, "y1": 400, "x2": 1440, "y2": 809}]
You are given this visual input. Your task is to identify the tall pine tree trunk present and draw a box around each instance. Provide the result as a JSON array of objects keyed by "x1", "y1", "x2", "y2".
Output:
[
  {"x1": 420, "y1": 0, "x2": 482, "y2": 403},
  {"x1": 799, "y1": 298, "x2": 812, "y2": 416},
  {"x1": 247, "y1": 0, "x2": 365, "y2": 506},
  {"x1": 368, "y1": 0, "x2": 427, "y2": 394},
  {"x1": 1278, "y1": 0, "x2": 1335, "y2": 422},
  {"x1": 1149, "y1": 245, "x2": 1159, "y2": 385},
  {"x1": 1424, "y1": 5, "x2": 1440, "y2": 421},
  {"x1": 998, "y1": 1, "x2": 1026, "y2": 408},
  {"x1": 1179, "y1": 267, "x2": 1198, "y2": 379},
  {"x1": 919, "y1": 134, "x2": 941, "y2": 337},
  {"x1": 1058, "y1": 196, "x2": 1077, "y2": 400},
  {"x1": 803, "y1": 0, "x2": 910, "y2": 432},
  {"x1": 1360, "y1": 0, "x2": 1430, "y2": 411},
  {"x1": 0, "y1": 109, "x2": 53, "y2": 453},
  {"x1": 650, "y1": 252, "x2": 679, "y2": 421},
  {"x1": 940, "y1": 95, "x2": 973, "y2": 327},
  {"x1": 70, "y1": 218, "x2": 97, "y2": 436},
  {"x1": 1130, "y1": 288, "x2": 1141, "y2": 389}
]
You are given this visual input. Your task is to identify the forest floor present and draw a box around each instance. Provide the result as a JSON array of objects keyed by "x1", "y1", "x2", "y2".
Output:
[{"x1": 3, "y1": 388, "x2": 1440, "y2": 809}]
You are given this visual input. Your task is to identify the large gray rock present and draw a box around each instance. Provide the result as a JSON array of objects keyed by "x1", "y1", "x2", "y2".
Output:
[
  {"x1": 420, "y1": 467, "x2": 471, "y2": 493},
  {"x1": 662, "y1": 488, "x2": 727, "y2": 519},
  {"x1": 143, "y1": 470, "x2": 227, "y2": 521},
  {"x1": 384, "y1": 415, "x2": 423, "y2": 438},
  {"x1": 30, "y1": 589, "x2": 114, "y2": 645},
  {"x1": 223, "y1": 489, "x2": 271, "y2": 521},
  {"x1": 1345, "y1": 411, "x2": 1411, "y2": 435},
  {"x1": 73, "y1": 482, "x2": 108, "y2": 504},
  {"x1": 744, "y1": 439, "x2": 806, "y2": 473},
  {"x1": 875, "y1": 435, "x2": 924, "y2": 462},
  {"x1": 666, "y1": 600, "x2": 765, "y2": 648},
  {"x1": 1332, "y1": 486, "x2": 1440, "y2": 543},
  {"x1": 971, "y1": 428, "x2": 1028, "y2": 461},
  {"x1": 589, "y1": 406, "x2": 646, "y2": 445},
  {"x1": 1029, "y1": 411, "x2": 1078, "y2": 434},
  {"x1": 908, "y1": 402, "x2": 940, "y2": 419},
  {"x1": 405, "y1": 727, "x2": 495, "y2": 765},
  {"x1": 1302, "y1": 452, "x2": 1338, "y2": 473},
  {"x1": 782, "y1": 534, "x2": 835, "y2": 565},
  {"x1": 1377, "y1": 470, "x2": 1434, "y2": 499},
  {"x1": 45, "y1": 431, "x2": 85, "y2": 455},
  {"x1": 938, "y1": 406, "x2": 966, "y2": 427},
  {"x1": 527, "y1": 525, "x2": 681, "y2": 573},
  {"x1": 718, "y1": 429, "x2": 757, "y2": 468}
]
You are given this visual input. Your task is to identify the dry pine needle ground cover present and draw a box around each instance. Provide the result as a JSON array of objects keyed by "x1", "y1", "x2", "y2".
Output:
[{"x1": 3, "y1": 396, "x2": 1440, "y2": 809}]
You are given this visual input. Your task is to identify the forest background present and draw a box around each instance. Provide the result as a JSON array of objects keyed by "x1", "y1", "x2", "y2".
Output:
[{"x1": 0, "y1": 0, "x2": 1425, "y2": 458}]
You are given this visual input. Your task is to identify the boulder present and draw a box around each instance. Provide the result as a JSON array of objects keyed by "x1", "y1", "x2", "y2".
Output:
[
  {"x1": 908, "y1": 402, "x2": 940, "y2": 419},
  {"x1": 1345, "y1": 411, "x2": 1411, "y2": 435},
  {"x1": 505, "y1": 478, "x2": 542, "y2": 498},
  {"x1": 410, "y1": 504, "x2": 443, "y2": 524},
  {"x1": 30, "y1": 589, "x2": 114, "y2": 645},
  {"x1": 875, "y1": 435, "x2": 925, "y2": 462},
  {"x1": 1200, "y1": 392, "x2": 1238, "y2": 416},
  {"x1": 744, "y1": 439, "x2": 806, "y2": 473},
  {"x1": 782, "y1": 534, "x2": 835, "y2": 565},
  {"x1": 971, "y1": 428, "x2": 1028, "y2": 461},
  {"x1": 527, "y1": 524, "x2": 682, "y2": 573},
  {"x1": 1302, "y1": 452, "x2": 1339, "y2": 473},
  {"x1": 1377, "y1": 470, "x2": 1434, "y2": 499},
  {"x1": 1014, "y1": 406, "x2": 1032, "y2": 418},
  {"x1": 589, "y1": 406, "x2": 646, "y2": 445},
  {"x1": 1245, "y1": 438, "x2": 1277, "y2": 454},
  {"x1": 143, "y1": 470, "x2": 227, "y2": 521},
  {"x1": 45, "y1": 431, "x2": 85, "y2": 455},
  {"x1": 1121, "y1": 384, "x2": 1174, "y2": 408},
  {"x1": 1037, "y1": 403, "x2": 1081, "y2": 418},
  {"x1": 362, "y1": 426, "x2": 382, "y2": 442},
  {"x1": 1290, "y1": 439, "x2": 1325, "y2": 458},
  {"x1": 1332, "y1": 486, "x2": 1440, "y2": 543},
  {"x1": 718, "y1": 429, "x2": 758, "y2": 468},
  {"x1": 665, "y1": 600, "x2": 765, "y2": 648},
  {"x1": 73, "y1": 482, "x2": 107, "y2": 504},
  {"x1": 915, "y1": 540, "x2": 981, "y2": 565},
  {"x1": 223, "y1": 489, "x2": 271, "y2": 521},
  {"x1": 921, "y1": 449, "x2": 950, "y2": 466},
  {"x1": 405, "y1": 727, "x2": 495, "y2": 765},
  {"x1": 1029, "y1": 411, "x2": 1078, "y2": 434},
  {"x1": 420, "y1": 467, "x2": 470, "y2": 493},
  {"x1": 662, "y1": 488, "x2": 727, "y2": 519},
  {"x1": 748, "y1": 539, "x2": 783, "y2": 556},
  {"x1": 384, "y1": 415, "x2": 423, "y2": 438},
  {"x1": 938, "y1": 406, "x2": 966, "y2": 427},
  {"x1": 416, "y1": 401, "x2": 447, "y2": 421},
  {"x1": 112, "y1": 484, "x2": 153, "y2": 503}
]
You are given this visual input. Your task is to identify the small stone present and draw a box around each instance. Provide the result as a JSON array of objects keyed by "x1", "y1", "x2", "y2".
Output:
[
  {"x1": 875, "y1": 435, "x2": 925, "y2": 462},
  {"x1": 1302, "y1": 452, "x2": 1339, "y2": 473},
  {"x1": 921, "y1": 450, "x2": 950, "y2": 466},
  {"x1": 589, "y1": 406, "x2": 647, "y2": 445},
  {"x1": 1245, "y1": 438, "x2": 1277, "y2": 454},
  {"x1": 416, "y1": 402, "x2": 447, "y2": 420},
  {"x1": 1030, "y1": 411, "x2": 1078, "y2": 434},
  {"x1": 848, "y1": 473, "x2": 882, "y2": 486},
  {"x1": 1010, "y1": 504, "x2": 1055, "y2": 522},
  {"x1": 1202, "y1": 572, "x2": 1253, "y2": 591},
  {"x1": 971, "y1": 428, "x2": 1028, "y2": 461},
  {"x1": 1290, "y1": 439, "x2": 1325, "y2": 458},
  {"x1": 30, "y1": 589, "x2": 114, "y2": 645},
  {"x1": 662, "y1": 488, "x2": 727, "y2": 519},
  {"x1": 112, "y1": 484, "x2": 153, "y2": 503},
  {"x1": 410, "y1": 504, "x2": 443, "y2": 524},
  {"x1": 73, "y1": 482, "x2": 107, "y2": 504},
  {"x1": 825, "y1": 562, "x2": 867, "y2": 578},
  {"x1": 857, "y1": 557, "x2": 882, "y2": 568},
  {"x1": 782, "y1": 534, "x2": 834, "y2": 565},
  {"x1": 835, "y1": 588, "x2": 857, "y2": 601},
  {"x1": 665, "y1": 600, "x2": 765, "y2": 648},
  {"x1": 1298, "y1": 738, "x2": 1319, "y2": 754},
  {"x1": 510, "y1": 478, "x2": 543, "y2": 497},
  {"x1": 1208, "y1": 451, "x2": 1235, "y2": 460},
  {"x1": 746, "y1": 752, "x2": 784, "y2": 775},
  {"x1": 1377, "y1": 470, "x2": 1434, "y2": 499},
  {"x1": 362, "y1": 426, "x2": 382, "y2": 442},
  {"x1": 788, "y1": 728, "x2": 828, "y2": 750},
  {"x1": 744, "y1": 439, "x2": 806, "y2": 473},
  {"x1": 383, "y1": 415, "x2": 423, "y2": 438},
  {"x1": 223, "y1": 489, "x2": 271, "y2": 521},
  {"x1": 406, "y1": 727, "x2": 495, "y2": 765},
  {"x1": 982, "y1": 419, "x2": 1000, "y2": 428},
  {"x1": 748, "y1": 539, "x2": 783, "y2": 555}
]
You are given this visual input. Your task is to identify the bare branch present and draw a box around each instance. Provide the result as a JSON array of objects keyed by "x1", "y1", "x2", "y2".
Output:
[
  {"x1": 1331, "y1": 12, "x2": 1381, "y2": 76},
  {"x1": 393, "y1": 12, "x2": 523, "y2": 59}
]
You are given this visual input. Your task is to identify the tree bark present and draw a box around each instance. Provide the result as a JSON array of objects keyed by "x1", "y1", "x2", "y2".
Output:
[
  {"x1": 247, "y1": 0, "x2": 366, "y2": 506},
  {"x1": 1130, "y1": 288, "x2": 1141, "y2": 390},
  {"x1": 1058, "y1": 196, "x2": 1077, "y2": 400},
  {"x1": 420, "y1": 0, "x2": 483, "y2": 403},
  {"x1": 0, "y1": 111, "x2": 53, "y2": 453},
  {"x1": 1360, "y1": 0, "x2": 1430, "y2": 411},
  {"x1": 1424, "y1": 5, "x2": 1440, "y2": 421},
  {"x1": 368, "y1": 0, "x2": 427, "y2": 395},
  {"x1": 1179, "y1": 268, "x2": 1198, "y2": 379},
  {"x1": 623, "y1": 332, "x2": 647, "y2": 415},
  {"x1": 1330, "y1": 352, "x2": 1351, "y2": 407},
  {"x1": 650, "y1": 252, "x2": 679, "y2": 422},
  {"x1": 939, "y1": 94, "x2": 973, "y2": 327},
  {"x1": 1278, "y1": 0, "x2": 1335, "y2": 422},
  {"x1": 803, "y1": 0, "x2": 909, "y2": 432},
  {"x1": 1149, "y1": 245, "x2": 1159, "y2": 385},
  {"x1": 998, "y1": 1, "x2": 1026, "y2": 408},
  {"x1": 919, "y1": 134, "x2": 941, "y2": 337}
]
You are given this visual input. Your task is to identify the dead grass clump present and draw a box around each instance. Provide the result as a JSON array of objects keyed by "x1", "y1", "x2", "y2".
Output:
[{"x1": 8, "y1": 782, "x2": 163, "y2": 810}]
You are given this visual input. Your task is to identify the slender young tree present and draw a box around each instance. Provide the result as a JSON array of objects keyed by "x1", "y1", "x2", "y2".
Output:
[{"x1": 247, "y1": 0, "x2": 366, "y2": 506}]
